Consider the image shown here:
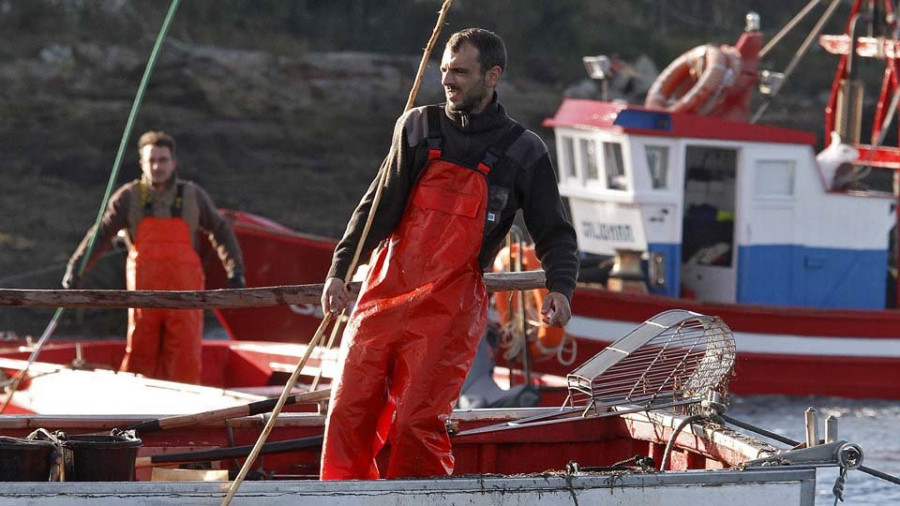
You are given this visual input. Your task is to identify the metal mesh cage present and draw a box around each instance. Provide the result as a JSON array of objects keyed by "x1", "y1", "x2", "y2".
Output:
[{"x1": 567, "y1": 309, "x2": 735, "y2": 417}]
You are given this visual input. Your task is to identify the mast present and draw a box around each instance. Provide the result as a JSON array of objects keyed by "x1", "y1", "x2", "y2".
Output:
[{"x1": 819, "y1": 0, "x2": 900, "y2": 307}]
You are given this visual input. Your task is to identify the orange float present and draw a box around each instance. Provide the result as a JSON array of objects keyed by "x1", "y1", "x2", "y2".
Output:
[
  {"x1": 493, "y1": 243, "x2": 568, "y2": 361},
  {"x1": 645, "y1": 44, "x2": 740, "y2": 114}
]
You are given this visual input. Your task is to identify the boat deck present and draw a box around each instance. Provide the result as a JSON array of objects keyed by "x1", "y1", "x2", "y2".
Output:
[{"x1": 0, "y1": 468, "x2": 817, "y2": 505}]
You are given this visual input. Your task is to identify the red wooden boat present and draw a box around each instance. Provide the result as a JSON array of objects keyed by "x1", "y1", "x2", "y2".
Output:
[
  {"x1": 203, "y1": 210, "x2": 337, "y2": 343},
  {"x1": 0, "y1": 407, "x2": 822, "y2": 504}
]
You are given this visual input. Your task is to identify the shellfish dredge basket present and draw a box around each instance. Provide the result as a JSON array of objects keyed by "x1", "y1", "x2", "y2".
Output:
[
  {"x1": 567, "y1": 309, "x2": 735, "y2": 417},
  {"x1": 454, "y1": 309, "x2": 736, "y2": 436}
]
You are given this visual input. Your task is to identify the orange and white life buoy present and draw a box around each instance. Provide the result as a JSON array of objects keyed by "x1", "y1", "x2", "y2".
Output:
[
  {"x1": 493, "y1": 243, "x2": 568, "y2": 362},
  {"x1": 645, "y1": 44, "x2": 740, "y2": 115}
]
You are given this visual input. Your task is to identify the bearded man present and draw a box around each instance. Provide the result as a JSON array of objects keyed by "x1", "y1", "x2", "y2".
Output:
[{"x1": 319, "y1": 28, "x2": 578, "y2": 480}]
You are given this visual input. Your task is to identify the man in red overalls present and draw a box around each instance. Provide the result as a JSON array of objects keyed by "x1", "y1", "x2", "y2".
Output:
[
  {"x1": 63, "y1": 131, "x2": 245, "y2": 384},
  {"x1": 320, "y1": 29, "x2": 579, "y2": 480}
]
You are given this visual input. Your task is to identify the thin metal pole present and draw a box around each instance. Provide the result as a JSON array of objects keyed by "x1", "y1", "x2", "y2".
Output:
[{"x1": 722, "y1": 414, "x2": 900, "y2": 486}]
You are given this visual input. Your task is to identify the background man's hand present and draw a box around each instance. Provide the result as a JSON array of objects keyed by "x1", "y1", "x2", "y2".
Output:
[
  {"x1": 227, "y1": 271, "x2": 246, "y2": 289},
  {"x1": 541, "y1": 292, "x2": 571, "y2": 327},
  {"x1": 321, "y1": 277, "x2": 351, "y2": 315},
  {"x1": 62, "y1": 267, "x2": 81, "y2": 289}
]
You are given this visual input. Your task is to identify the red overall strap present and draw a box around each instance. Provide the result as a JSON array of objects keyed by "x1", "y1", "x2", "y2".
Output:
[
  {"x1": 426, "y1": 104, "x2": 443, "y2": 161},
  {"x1": 425, "y1": 104, "x2": 526, "y2": 173},
  {"x1": 476, "y1": 121, "x2": 526, "y2": 174}
]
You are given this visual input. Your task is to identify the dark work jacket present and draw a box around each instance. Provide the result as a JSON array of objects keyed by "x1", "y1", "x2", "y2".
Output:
[{"x1": 328, "y1": 93, "x2": 579, "y2": 301}]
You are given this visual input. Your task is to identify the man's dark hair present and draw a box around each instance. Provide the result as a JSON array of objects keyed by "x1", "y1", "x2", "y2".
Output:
[
  {"x1": 446, "y1": 28, "x2": 507, "y2": 74},
  {"x1": 138, "y1": 131, "x2": 176, "y2": 156}
]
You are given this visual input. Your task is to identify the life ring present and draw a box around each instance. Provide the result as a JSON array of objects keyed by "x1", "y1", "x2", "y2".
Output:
[
  {"x1": 492, "y1": 244, "x2": 567, "y2": 361},
  {"x1": 645, "y1": 44, "x2": 740, "y2": 114}
]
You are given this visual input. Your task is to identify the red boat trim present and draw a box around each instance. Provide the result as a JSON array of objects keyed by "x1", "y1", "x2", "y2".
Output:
[
  {"x1": 571, "y1": 287, "x2": 900, "y2": 338},
  {"x1": 542, "y1": 99, "x2": 817, "y2": 145}
]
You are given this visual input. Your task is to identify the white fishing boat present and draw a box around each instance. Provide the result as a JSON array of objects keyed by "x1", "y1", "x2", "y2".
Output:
[{"x1": 518, "y1": 1, "x2": 900, "y2": 403}]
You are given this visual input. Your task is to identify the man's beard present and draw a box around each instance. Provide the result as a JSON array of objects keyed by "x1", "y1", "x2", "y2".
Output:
[{"x1": 446, "y1": 75, "x2": 488, "y2": 114}]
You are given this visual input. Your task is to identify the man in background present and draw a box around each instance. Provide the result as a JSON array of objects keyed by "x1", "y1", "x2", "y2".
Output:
[{"x1": 64, "y1": 131, "x2": 245, "y2": 384}]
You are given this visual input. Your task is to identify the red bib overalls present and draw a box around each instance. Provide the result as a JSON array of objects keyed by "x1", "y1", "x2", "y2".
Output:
[
  {"x1": 122, "y1": 205, "x2": 205, "y2": 384},
  {"x1": 321, "y1": 109, "x2": 524, "y2": 479}
]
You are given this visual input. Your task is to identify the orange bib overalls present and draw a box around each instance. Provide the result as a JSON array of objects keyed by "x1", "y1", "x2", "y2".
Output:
[
  {"x1": 122, "y1": 185, "x2": 205, "y2": 383},
  {"x1": 321, "y1": 108, "x2": 524, "y2": 479}
]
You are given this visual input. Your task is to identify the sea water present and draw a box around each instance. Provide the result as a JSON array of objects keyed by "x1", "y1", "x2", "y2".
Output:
[{"x1": 729, "y1": 396, "x2": 900, "y2": 505}]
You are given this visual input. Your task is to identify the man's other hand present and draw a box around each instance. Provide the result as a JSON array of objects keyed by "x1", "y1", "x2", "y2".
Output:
[
  {"x1": 541, "y1": 292, "x2": 571, "y2": 327},
  {"x1": 321, "y1": 277, "x2": 351, "y2": 315}
]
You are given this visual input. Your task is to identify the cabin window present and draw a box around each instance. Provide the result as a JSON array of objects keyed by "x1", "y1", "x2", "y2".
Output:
[
  {"x1": 754, "y1": 160, "x2": 795, "y2": 198},
  {"x1": 603, "y1": 142, "x2": 627, "y2": 190},
  {"x1": 580, "y1": 139, "x2": 600, "y2": 181},
  {"x1": 562, "y1": 136, "x2": 577, "y2": 179},
  {"x1": 645, "y1": 145, "x2": 669, "y2": 189}
]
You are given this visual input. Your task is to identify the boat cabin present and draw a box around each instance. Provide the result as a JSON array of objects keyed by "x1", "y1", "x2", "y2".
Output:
[{"x1": 545, "y1": 99, "x2": 894, "y2": 309}]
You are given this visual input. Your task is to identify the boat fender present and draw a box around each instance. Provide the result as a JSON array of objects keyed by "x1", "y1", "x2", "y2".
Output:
[{"x1": 492, "y1": 244, "x2": 567, "y2": 361}]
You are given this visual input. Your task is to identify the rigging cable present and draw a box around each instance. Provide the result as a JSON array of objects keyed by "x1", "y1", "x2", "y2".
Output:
[
  {"x1": 759, "y1": 0, "x2": 824, "y2": 59},
  {"x1": 751, "y1": 0, "x2": 842, "y2": 123},
  {"x1": 660, "y1": 414, "x2": 704, "y2": 471},
  {"x1": 0, "y1": 249, "x2": 122, "y2": 287}
]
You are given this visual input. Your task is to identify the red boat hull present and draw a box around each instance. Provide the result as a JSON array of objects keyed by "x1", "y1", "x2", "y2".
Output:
[
  {"x1": 203, "y1": 210, "x2": 336, "y2": 343},
  {"x1": 208, "y1": 211, "x2": 900, "y2": 399},
  {"x1": 560, "y1": 288, "x2": 900, "y2": 399}
]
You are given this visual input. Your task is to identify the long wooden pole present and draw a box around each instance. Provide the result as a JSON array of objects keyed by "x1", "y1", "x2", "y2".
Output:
[
  {"x1": 221, "y1": 2, "x2": 454, "y2": 503},
  {"x1": 125, "y1": 388, "x2": 332, "y2": 434},
  {"x1": 0, "y1": 271, "x2": 544, "y2": 309},
  {"x1": 221, "y1": 312, "x2": 332, "y2": 505}
]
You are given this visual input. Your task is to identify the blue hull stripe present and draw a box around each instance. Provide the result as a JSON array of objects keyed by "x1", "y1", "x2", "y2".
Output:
[{"x1": 737, "y1": 245, "x2": 887, "y2": 309}]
